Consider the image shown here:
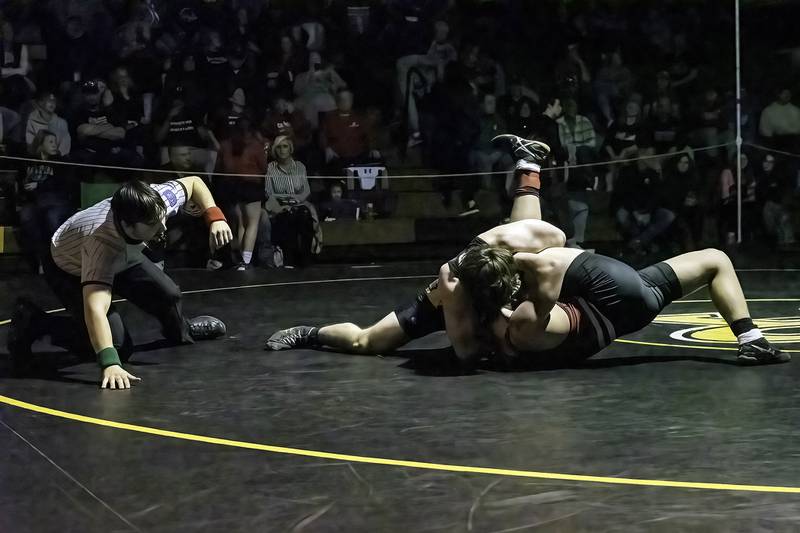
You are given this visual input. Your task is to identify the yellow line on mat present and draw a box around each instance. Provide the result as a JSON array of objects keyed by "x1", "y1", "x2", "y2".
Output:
[
  {"x1": 0, "y1": 395, "x2": 798, "y2": 494},
  {"x1": 615, "y1": 338, "x2": 800, "y2": 353}
]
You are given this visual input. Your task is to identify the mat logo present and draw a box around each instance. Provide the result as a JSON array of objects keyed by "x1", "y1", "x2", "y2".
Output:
[{"x1": 653, "y1": 313, "x2": 800, "y2": 345}]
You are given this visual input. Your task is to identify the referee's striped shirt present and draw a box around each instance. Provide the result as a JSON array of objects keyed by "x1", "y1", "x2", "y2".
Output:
[{"x1": 51, "y1": 181, "x2": 187, "y2": 286}]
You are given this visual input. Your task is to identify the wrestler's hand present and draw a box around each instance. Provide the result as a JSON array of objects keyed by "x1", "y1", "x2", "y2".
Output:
[
  {"x1": 101, "y1": 365, "x2": 141, "y2": 389},
  {"x1": 209, "y1": 220, "x2": 233, "y2": 251}
]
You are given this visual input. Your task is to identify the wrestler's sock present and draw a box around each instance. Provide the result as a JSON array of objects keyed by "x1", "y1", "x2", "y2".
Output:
[
  {"x1": 514, "y1": 160, "x2": 541, "y2": 198},
  {"x1": 730, "y1": 317, "x2": 768, "y2": 347}
]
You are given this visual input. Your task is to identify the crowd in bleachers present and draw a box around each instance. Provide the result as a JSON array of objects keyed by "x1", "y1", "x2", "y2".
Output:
[{"x1": 0, "y1": 0, "x2": 798, "y2": 271}]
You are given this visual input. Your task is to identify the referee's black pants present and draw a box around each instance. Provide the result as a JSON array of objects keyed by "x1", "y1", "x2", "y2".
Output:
[{"x1": 41, "y1": 250, "x2": 193, "y2": 362}]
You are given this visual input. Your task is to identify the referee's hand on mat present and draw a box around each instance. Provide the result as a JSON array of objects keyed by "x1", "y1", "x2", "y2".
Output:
[
  {"x1": 101, "y1": 365, "x2": 141, "y2": 390},
  {"x1": 209, "y1": 220, "x2": 233, "y2": 251}
]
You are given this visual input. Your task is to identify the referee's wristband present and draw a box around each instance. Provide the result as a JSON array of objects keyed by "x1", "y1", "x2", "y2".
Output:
[
  {"x1": 97, "y1": 347, "x2": 122, "y2": 369},
  {"x1": 203, "y1": 206, "x2": 227, "y2": 226}
]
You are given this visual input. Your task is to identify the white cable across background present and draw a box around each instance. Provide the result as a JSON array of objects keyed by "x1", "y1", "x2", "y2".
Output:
[{"x1": 0, "y1": 141, "x2": 745, "y2": 180}]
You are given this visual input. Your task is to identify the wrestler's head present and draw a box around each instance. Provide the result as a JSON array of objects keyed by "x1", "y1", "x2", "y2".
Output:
[
  {"x1": 111, "y1": 181, "x2": 167, "y2": 243},
  {"x1": 456, "y1": 244, "x2": 518, "y2": 335}
]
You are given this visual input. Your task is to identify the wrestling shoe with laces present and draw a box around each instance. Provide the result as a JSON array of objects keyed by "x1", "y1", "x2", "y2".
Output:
[
  {"x1": 737, "y1": 341, "x2": 790, "y2": 365},
  {"x1": 188, "y1": 315, "x2": 227, "y2": 340},
  {"x1": 491, "y1": 134, "x2": 550, "y2": 164},
  {"x1": 265, "y1": 326, "x2": 318, "y2": 351}
]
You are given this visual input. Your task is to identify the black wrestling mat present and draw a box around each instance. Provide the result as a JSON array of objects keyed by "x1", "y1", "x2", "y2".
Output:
[{"x1": 1, "y1": 263, "x2": 799, "y2": 532}]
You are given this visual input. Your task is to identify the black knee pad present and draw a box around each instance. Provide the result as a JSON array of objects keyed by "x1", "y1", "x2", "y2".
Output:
[{"x1": 394, "y1": 292, "x2": 445, "y2": 339}]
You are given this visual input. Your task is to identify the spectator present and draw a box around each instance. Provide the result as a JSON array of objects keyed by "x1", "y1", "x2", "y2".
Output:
[
  {"x1": 428, "y1": 62, "x2": 480, "y2": 208},
  {"x1": 154, "y1": 85, "x2": 220, "y2": 174},
  {"x1": 604, "y1": 100, "x2": 644, "y2": 191},
  {"x1": 688, "y1": 87, "x2": 733, "y2": 160},
  {"x1": 507, "y1": 96, "x2": 537, "y2": 139},
  {"x1": 501, "y1": 75, "x2": 539, "y2": 120},
  {"x1": 396, "y1": 19, "x2": 457, "y2": 148},
  {"x1": 260, "y1": 33, "x2": 306, "y2": 104},
  {"x1": 146, "y1": 145, "x2": 208, "y2": 269},
  {"x1": 664, "y1": 33, "x2": 699, "y2": 102},
  {"x1": 26, "y1": 90, "x2": 71, "y2": 156},
  {"x1": 106, "y1": 66, "x2": 151, "y2": 155},
  {"x1": 220, "y1": 43, "x2": 256, "y2": 104},
  {"x1": 472, "y1": 48, "x2": 507, "y2": 98},
  {"x1": 614, "y1": 159, "x2": 676, "y2": 254},
  {"x1": 466, "y1": 93, "x2": 512, "y2": 216},
  {"x1": 758, "y1": 88, "x2": 800, "y2": 154},
  {"x1": 557, "y1": 98, "x2": 597, "y2": 166},
  {"x1": 293, "y1": 52, "x2": 347, "y2": 129},
  {"x1": 17, "y1": 130, "x2": 75, "y2": 269},
  {"x1": 265, "y1": 135, "x2": 322, "y2": 267},
  {"x1": 557, "y1": 99, "x2": 597, "y2": 249},
  {"x1": 48, "y1": 16, "x2": 104, "y2": 90},
  {"x1": 593, "y1": 48, "x2": 635, "y2": 126},
  {"x1": 642, "y1": 70, "x2": 679, "y2": 119},
  {"x1": 755, "y1": 153, "x2": 796, "y2": 248},
  {"x1": 69, "y1": 79, "x2": 140, "y2": 166},
  {"x1": 662, "y1": 152, "x2": 705, "y2": 250},
  {"x1": 719, "y1": 151, "x2": 758, "y2": 244},
  {"x1": 321, "y1": 89, "x2": 380, "y2": 174},
  {"x1": 529, "y1": 95, "x2": 565, "y2": 165},
  {"x1": 644, "y1": 95, "x2": 688, "y2": 156},
  {"x1": 554, "y1": 42, "x2": 591, "y2": 103},
  {"x1": 161, "y1": 145, "x2": 198, "y2": 178},
  {"x1": 260, "y1": 95, "x2": 313, "y2": 160},
  {"x1": 528, "y1": 94, "x2": 575, "y2": 240},
  {"x1": 162, "y1": 52, "x2": 207, "y2": 113},
  {"x1": 198, "y1": 29, "x2": 230, "y2": 104},
  {"x1": 210, "y1": 87, "x2": 251, "y2": 142},
  {"x1": 319, "y1": 180, "x2": 359, "y2": 221},
  {"x1": 217, "y1": 117, "x2": 268, "y2": 270}
]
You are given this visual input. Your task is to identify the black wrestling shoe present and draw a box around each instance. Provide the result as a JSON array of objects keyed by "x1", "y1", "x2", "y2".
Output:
[
  {"x1": 188, "y1": 315, "x2": 227, "y2": 340},
  {"x1": 491, "y1": 134, "x2": 550, "y2": 164},
  {"x1": 7, "y1": 298, "x2": 46, "y2": 372},
  {"x1": 265, "y1": 326, "x2": 318, "y2": 351},
  {"x1": 737, "y1": 341, "x2": 791, "y2": 366}
]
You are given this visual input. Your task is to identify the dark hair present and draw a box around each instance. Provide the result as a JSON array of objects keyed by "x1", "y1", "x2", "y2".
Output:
[
  {"x1": 455, "y1": 244, "x2": 518, "y2": 350},
  {"x1": 31, "y1": 129, "x2": 57, "y2": 156},
  {"x1": 111, "y1": 181, "x2": 167, "y2": 225}
]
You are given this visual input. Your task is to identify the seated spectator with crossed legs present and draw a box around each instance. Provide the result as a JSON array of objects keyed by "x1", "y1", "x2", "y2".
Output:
[{"x1": 265, "y1": 136, "x2": 322, "y2": 268}]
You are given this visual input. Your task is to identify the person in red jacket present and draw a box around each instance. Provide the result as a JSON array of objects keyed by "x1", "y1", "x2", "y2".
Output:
[{"x1": 320, "y1": 89, "x2": 380, "y2": 175}]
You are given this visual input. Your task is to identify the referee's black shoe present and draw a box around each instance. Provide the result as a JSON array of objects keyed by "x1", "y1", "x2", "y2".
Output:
[{"x1": 188, "y1": 315, "x2": 227, "y2": 340}]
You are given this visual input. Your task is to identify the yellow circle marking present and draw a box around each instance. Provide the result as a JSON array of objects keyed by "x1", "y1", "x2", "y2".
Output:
[
  {"x1": 0, "y1": 394, "x2": 798, "y2": 494},
  {"x1": 2, "y1": 285, "x2": 799, "y2": 493}
]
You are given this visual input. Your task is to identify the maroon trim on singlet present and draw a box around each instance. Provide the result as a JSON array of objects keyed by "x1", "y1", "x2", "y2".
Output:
[
  {"x1": 505, "y1": 301, "x2": 583, "y2": 354},
  {"x1": 554, "y1": 301, "x2": 580, "y2": 335},
  {"x1": 505, "y1": 298, "x2": 607, "y2": 363}
]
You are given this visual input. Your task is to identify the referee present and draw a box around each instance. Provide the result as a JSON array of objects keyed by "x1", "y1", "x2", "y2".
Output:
[{"x1": 7, "y1": 177, "x2": 233, "y2": 389}]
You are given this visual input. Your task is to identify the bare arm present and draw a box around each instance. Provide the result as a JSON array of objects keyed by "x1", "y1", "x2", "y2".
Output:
[
  {"x1": 438, "y1": 263, "x2": 481, "y2": 368},
  {"x1": 178, "y1": 176, "x2": 233, "y2": 250},
  {"x1": 83, "y1": 284, "x2": 141, "y2": 388},
  {"x1": 178, "y1": 176, "x2": 216, "y2": 210},
  {"x1": 83, "y1": 284, "x2": 114, "y2": 354},
  {"x1": 513, "y1": 252, "x2": 560, "y2": 321}
]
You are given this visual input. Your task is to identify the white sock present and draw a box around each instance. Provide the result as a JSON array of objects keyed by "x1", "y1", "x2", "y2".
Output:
[
  {"x1": 737, "y1": 328, "x2": 764, "y2": 345},
  {"x1": 516, "y1": 160, "x2": 541, "y2": 173},
  {"x1": 242, "y1": 251, "x2": 253, "y2": 264}
]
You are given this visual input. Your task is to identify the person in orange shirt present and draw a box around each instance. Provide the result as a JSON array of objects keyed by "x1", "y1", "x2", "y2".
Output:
[{"x1": 216, "y1": 117, "x2": 268, "y2": 270}]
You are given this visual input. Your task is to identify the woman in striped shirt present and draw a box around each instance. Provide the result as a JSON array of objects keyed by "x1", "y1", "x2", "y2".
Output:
[{"x1": 265, "y1": 135, "x2": 322, "y2": 266}]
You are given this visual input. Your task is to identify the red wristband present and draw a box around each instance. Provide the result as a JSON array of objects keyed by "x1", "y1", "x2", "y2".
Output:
[{"x1": 203, "y1": 206, "x2": 226, "y2": 226}]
